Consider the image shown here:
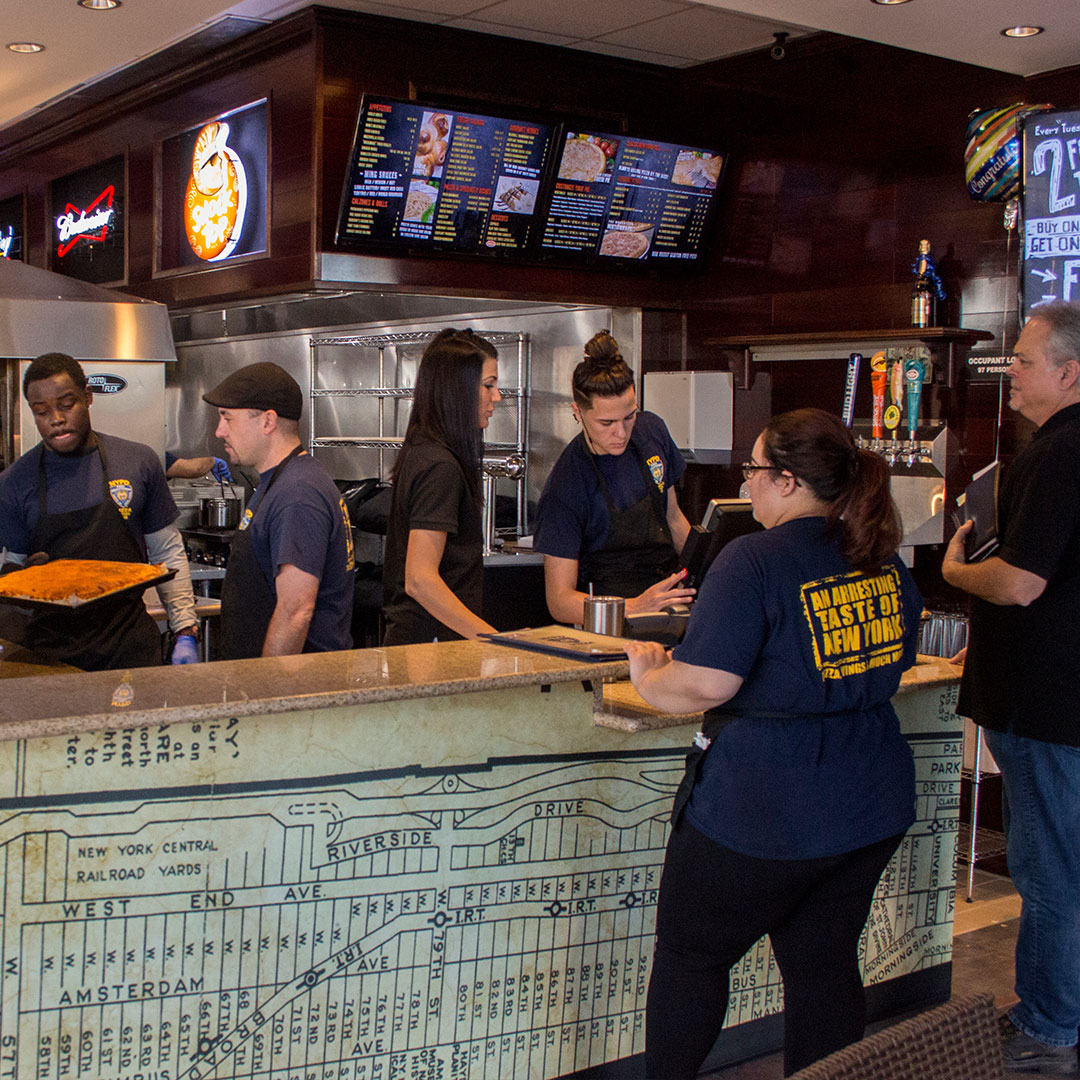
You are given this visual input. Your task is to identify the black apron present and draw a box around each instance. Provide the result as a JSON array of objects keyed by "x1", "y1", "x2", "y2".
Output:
[
  {"x1": 219, "y1": 446, "x2": 303, "y2": 660},
  {"x1": 668, "y1": 705, "x2": 868, "y2": 826},
  {"x1": 577, "y1": 438, "x2": 679, "y2": 598},
  {"x1": 26, "y1": 439, "x2": 162, "y2": 671}
]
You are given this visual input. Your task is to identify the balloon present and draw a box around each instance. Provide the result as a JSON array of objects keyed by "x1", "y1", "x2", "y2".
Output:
[{"x1": 965, "y1": 103, "x2": 1053, "y2": 202}]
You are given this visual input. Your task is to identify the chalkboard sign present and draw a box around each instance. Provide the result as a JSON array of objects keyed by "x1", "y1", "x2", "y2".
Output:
[{"x1": 1021, "y1": 107, "x2": 1080, "y2": 321}]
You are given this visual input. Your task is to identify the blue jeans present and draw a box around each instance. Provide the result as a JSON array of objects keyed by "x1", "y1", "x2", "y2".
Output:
[{"x1": 984, "y1": 727, "x2": 1080, "y2": 1047}]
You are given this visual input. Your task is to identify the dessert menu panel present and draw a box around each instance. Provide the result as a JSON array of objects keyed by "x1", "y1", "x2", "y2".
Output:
[
  {"x1": 336, "y1": 97, "x2": 553, "y2": 255},
  {"x1": 540, "y1": 131, "x2": 724, "y2": 264}
]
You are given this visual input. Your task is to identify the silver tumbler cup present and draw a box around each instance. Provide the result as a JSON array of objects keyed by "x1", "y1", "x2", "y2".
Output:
[{"x1": 583, "y1": 596, "x2": 626, "y2": 637}]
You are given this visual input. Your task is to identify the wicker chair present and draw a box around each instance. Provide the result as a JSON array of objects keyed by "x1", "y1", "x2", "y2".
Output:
[{"x1": 786, "y1": 993, "x2": 1004, "y2": 1080}]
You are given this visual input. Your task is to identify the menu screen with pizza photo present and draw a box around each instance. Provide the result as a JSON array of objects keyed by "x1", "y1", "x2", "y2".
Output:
[
  {"x1": 538, "y1": 131, "x2": 725, "y2": 265},
  {"x1": 335, "y1": 96, "x2": 554, "y2": 257}
]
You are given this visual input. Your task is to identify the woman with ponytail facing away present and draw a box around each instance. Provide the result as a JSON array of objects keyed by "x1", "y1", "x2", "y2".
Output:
[
  {"x1": 533, "y1": 330, "x2": 696, "y2": 625},
  {"x1": 628, "y1": 408, "x2": 922, "y2": 1078}
]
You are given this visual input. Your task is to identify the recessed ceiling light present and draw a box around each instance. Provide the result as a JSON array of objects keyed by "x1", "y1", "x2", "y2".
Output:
[
  {"x1": 870, "y1": 0, "x2": 913, "y2": 6},
  {"x1": 78, "y1": 0, "x2": 121, "y2": 8},
  {"x1": 7, "y1": 42, "x2": 45, "y2": 53},
  {"x1": 1001, "y1": 25, "x2": 1044, "y2": 37}
]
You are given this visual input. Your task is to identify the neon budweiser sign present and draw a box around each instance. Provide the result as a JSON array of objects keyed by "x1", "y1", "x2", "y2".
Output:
[{"x1": 55, "y1": 186, "x2": 115, "y2": 257}]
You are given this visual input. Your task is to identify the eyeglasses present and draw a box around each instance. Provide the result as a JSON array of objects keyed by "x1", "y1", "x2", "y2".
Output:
[{"x1": 740, "y1": 461, "x2": 784, "y2": 481}]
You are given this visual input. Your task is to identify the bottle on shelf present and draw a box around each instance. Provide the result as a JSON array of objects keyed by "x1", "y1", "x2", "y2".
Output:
[{"x1": 911, "y1": 239, "x2": 937, "y2": 329}]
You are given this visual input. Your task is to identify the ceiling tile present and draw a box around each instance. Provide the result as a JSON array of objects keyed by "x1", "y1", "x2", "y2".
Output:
[
  {"x1": 459, "y1": 0, "x2": 691, "y2": 41},
  {"x1": 325, "y1": 0, "x2": 449, "y2": 22},
  {"x1": 571, "y1": 39, "x2": 697, "y2": 67},
  {"x1": 597, "y1": 6, "x2": 795, "y2": 62},
  {"x1": 443, "y1": 17, "x2": 579, "y2": 45},
  {"x1": 326, "y1": 0, "x2": 488, "y2": 16}
]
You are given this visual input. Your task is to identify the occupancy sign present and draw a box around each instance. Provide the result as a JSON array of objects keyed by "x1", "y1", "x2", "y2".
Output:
[
  {"x1": 336, "y1": 97, "x2": 553, "y2": 256},
  {"x1": 1021, "y1": 107, "x2": 1080, "y2": 320}
]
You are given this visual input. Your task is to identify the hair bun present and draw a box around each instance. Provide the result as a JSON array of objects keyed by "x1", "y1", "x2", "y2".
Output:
[{"x1": 583, "y1": 330, "x2": 621, "y2": 368}]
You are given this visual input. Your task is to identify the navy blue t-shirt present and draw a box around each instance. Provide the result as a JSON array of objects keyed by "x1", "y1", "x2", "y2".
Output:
[
  {"x1": 675, "y1": 516, "x2": 922, "y2": 860},
  {"x1": 0, "y1": 433, "x2": 177, "y2": 557},
  {"x1": 533, "y1": 411, "x2": 685, "y2": 560},
  {"x1": 242, "y1": 453, "x2": 355, "y2": 652}
]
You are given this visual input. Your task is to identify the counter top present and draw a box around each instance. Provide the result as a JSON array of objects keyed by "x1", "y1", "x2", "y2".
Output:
[
  {"x1": 0, "y1": 636, "x2": 962, "y2": 744},
  {"x1": 0, "y1": 638, "x2": 627, "y2": 741},
  {"x1": 593, "y1": 653, "x2": 962, "y2": 733}
]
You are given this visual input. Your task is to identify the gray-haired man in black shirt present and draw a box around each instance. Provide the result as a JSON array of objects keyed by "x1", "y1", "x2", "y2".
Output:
[{"x1": 943, "y1": 300, "x2": 1080, "y2": 1076}]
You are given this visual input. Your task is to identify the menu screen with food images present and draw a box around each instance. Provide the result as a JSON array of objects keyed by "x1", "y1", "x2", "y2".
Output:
[
  {"x1": 539, "y1": 131, "x2": 725, "y2": 265},
  {"x1": 336, "y1": 97, "x2": 554, "y2": 256}
]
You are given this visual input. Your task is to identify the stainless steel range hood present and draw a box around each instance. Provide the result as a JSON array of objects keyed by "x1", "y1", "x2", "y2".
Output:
[
  {"x1": 0, "y1": 259, "x2": 176, "y2": 361},
  {"x1": 0, "y1": 259, "x2": 176, "y2": 468}
]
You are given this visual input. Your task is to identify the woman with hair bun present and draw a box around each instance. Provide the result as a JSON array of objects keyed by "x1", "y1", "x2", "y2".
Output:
[
  {"x1": 627, "y1": 408, "x2": 922, "y2": 1078},
  {"x1": 533, "y1": 330, "x2": 696, "y2": 625},
  {"x1": 382, "y1": 328, "x2": 502, "y2": 645}
]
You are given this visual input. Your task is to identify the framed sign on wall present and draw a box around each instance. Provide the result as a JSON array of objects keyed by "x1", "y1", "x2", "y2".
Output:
[
  {"x1": 48, "y1": 156, "x2": 126, "y2": 284},
  {"x1": 158, "y1": 99, "x2": 268, "y2": 274},
  {"x1": 1021, "y1": 107, "x2": 1080, "y2": 321},
  {"x1": 0, "y1": 193, "x2": 25, "y2": 261}
]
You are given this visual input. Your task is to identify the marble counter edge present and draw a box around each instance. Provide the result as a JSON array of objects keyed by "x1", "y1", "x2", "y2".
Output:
[
  {"x1": 0, "y1": 644, "x2": 632, "y2": 742},
  {"x1": 593, "y1": 654, "x2": 962, "y2": 733}
]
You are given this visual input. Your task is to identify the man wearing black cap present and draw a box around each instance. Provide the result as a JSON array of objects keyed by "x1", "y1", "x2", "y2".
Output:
[{"x1": 203, "y1": 362, "x2": 355, "y2": 658}]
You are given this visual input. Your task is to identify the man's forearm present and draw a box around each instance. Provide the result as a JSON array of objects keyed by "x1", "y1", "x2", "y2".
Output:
[
  {"x1": 146, "y1": 525, "x2": 198, "y2": 633},
  {"x1": 942, "y1": 554, "x2": 1046, "y2": 606}
]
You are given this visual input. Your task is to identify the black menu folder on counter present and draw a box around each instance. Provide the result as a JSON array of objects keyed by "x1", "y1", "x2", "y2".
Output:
[
  {"x1": 481, "y1": 626, "x2": 630, "y2": 662},
  {"x1": 956, "y1": 461, "x2": 1000, "y2": 562}
]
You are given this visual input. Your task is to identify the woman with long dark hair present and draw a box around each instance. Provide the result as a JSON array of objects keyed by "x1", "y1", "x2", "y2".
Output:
[
  {"x1": 627, "y1": 408, "x2": 922, "y2": 1077},
  {"x1": 382, "y1": 328, "x2": 501, "y2": 645},
  {"x1": 533, "y1": 329, "x2": 696, "y2": 625}
]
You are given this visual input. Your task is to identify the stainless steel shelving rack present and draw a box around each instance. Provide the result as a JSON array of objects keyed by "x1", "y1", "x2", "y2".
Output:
[{"x1": 308, "y1": 330, "x2": 530, "y2": 534}]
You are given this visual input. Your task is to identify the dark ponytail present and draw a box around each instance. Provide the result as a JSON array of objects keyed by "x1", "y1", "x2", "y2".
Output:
[
  {"x1": 761, "y1": 408, "x2": 902, "y2": 572},
  {"x1": 571, "y1": 330, "x2": 635, "y2": 409}
]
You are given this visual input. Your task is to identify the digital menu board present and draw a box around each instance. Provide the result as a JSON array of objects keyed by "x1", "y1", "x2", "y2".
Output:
[
  {"x1": 0, "y1": 194, "x2": 24, "y2": 261},
  {"x1": 335, "y1": 97, "x2": 554, "y2": 256},
  {"x1": 539, "y1": 131, "x2": 725, "y2": 265}
]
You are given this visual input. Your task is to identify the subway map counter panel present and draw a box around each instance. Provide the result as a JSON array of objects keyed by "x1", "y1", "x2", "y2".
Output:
[{"x1": 0, "y1": 645, "x2": 961, "y2": 1079}]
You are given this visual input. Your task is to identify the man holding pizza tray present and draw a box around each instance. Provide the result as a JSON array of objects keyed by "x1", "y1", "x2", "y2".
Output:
[{"x1": 0, "y1": 352, "x2": 199, "y2": 671}]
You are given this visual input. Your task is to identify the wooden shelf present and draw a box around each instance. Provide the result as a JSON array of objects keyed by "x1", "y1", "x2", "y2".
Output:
[{"x1": 704, "y1": 327, "x2": 995, "y2": 388}]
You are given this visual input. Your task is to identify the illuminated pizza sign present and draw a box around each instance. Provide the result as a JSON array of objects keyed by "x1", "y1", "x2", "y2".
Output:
[
  {"x1": 159, "y1": 100, "x2": 267, "y2": 272},
  {"x1": 49, "y1": 156, "x2": 126, "y2": 283},
  {"x1": 0, "y1": 195, "x2": 23, "y2": 261}
]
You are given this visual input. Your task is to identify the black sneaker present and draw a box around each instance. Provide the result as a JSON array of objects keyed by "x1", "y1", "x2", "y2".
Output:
[{"x1": 999, "y1": 1015, "x2": 1080, "y2": 1075}]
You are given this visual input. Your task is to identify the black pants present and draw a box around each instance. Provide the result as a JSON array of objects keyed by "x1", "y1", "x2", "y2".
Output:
[{"x1": 645, "y1": 819, "x2": 904, "y2": 1078}]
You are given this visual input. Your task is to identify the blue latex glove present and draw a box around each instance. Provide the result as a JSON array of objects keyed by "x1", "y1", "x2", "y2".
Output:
[
  {"x1": 211, "y1": 457, "x2": 233, "y2": 482},
  {"x1": 171, "y1": 635, "x2": 199, "y2": 665}
]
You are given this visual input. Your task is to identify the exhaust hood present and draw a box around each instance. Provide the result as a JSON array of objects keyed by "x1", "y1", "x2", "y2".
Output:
[{"x1": 0, "y1": 259, "x2": 175, "y2": 361}]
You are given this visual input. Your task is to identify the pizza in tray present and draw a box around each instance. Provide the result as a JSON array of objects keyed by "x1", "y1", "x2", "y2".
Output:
[{"x1": 0, "y1": 559, "x2": 169, "y2": 608}]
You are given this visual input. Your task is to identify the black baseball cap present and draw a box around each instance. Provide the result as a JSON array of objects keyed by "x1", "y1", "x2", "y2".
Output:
[{"x1": 203, "y1": 362, "x2": 303, "y2": 421}]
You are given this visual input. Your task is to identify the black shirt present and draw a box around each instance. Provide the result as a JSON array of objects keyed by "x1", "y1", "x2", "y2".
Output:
[
  {"x1": 382, "y1": 434, "x2": 483, "y2": 645},
  {"x1": 958, "y1": 401, "x2": 1080, "y2": 745}
]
